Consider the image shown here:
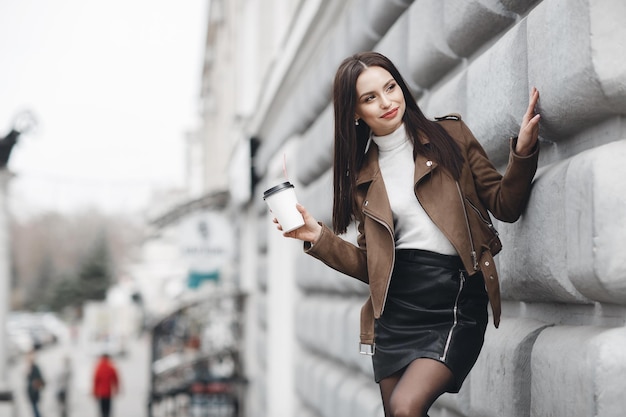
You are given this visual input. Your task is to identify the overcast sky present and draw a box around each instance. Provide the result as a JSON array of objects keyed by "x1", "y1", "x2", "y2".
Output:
[{"x1": 0, "y1": 0, "x2": 207, "y2": 219}]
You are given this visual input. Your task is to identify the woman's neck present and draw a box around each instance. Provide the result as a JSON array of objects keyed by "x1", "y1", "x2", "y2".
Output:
[{"x1": 372, "y1": 124, "x2": 407, "y2": 152}]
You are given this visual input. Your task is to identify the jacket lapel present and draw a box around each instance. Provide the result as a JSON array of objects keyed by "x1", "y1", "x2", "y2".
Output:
[
  {"x1": 414, "y1": 152, "x2": 438, "y2": 186},
  {"x1": 356, "y1": 144, "x2": 394, "y2": 233},
  {"x1": 413, "y1": 135, "x2": 438, "y2": 185}
]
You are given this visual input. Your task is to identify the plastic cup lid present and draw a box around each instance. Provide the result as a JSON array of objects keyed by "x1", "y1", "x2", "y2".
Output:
[{"x1": 263, "y1": 181, "x2": 294, "y2": 199}]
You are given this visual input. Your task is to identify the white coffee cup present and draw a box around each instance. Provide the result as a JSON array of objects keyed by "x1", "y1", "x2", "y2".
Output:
[{"x1": 263, "y1": 181, "x2": 305, "y2": 233}]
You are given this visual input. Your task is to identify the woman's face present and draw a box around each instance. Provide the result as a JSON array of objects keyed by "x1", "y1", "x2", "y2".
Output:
[{"x1": 354, "y1": 66, "x2": 406, "y2": 136}]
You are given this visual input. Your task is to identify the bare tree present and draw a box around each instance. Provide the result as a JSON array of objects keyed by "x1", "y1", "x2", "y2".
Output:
[{"x1": 10, "y1": 209, "x2": 145, "y2": 311}]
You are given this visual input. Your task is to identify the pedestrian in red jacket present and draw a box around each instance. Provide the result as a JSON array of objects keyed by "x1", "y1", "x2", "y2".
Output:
[{"x1": 92, "y1": 354, "x2": 119, "y2": 417}]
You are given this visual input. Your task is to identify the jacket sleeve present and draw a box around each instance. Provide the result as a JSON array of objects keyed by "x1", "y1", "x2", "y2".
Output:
[
  {"x1": 112, "y1": 368, "x2": 119, "y2": 394},
  {"x1": 304, "y1": 222, "x2": 369, "y2": 284},
  {"x1": 460, "y1": 120, "x2": 539, "y2": 223}
]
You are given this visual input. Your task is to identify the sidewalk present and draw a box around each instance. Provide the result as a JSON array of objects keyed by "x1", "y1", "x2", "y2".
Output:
[{"x1": 2, "y1": 330, "x2": 150, "y2": 417}]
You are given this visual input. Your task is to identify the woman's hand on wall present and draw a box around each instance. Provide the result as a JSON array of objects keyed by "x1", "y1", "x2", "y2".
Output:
[
  {"x1": 274, "y1": 204, "x2": 323, "y2": 244},
  {"x1": 515, "y1": 87, "x2": 541, "y2": 156}
]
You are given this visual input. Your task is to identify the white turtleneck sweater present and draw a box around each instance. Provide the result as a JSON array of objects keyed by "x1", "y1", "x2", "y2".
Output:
[{"x1": 371, "y1": 124, "x2": 457, "y2": 255}]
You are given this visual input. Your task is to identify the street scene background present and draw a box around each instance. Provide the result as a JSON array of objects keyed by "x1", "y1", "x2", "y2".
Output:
[
  {"x1": 2, "y1": 1, "x2": 626, "y2": 417},
  {"x1": 4, "y1": 324, "x2": 149, "y2": 417}
]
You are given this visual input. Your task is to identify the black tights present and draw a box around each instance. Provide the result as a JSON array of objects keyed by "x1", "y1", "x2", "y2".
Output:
[{"x1": 379, "y1": 358, "x2": 454, "y2": 417}]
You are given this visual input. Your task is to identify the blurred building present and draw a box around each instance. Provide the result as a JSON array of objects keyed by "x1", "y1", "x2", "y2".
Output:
[{"x1": 151, "y1": 1, "x2": 626, "y2": 417}]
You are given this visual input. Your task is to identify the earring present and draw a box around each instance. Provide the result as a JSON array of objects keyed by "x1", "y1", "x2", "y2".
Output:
[{"x1": 355, "y1": 119, "x2": 360, "y2": 126}]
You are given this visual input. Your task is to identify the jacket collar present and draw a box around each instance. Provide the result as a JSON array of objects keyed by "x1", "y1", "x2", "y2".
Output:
[
  {"x1": 356, "y1": 131, "x2": 438, "y2": 186},
  {"x1": 354, "y1": 143, "x2": 392, "y2": 231},
  {"x1": 356, "y1": 141, "x2": 380, "y2": 186}
]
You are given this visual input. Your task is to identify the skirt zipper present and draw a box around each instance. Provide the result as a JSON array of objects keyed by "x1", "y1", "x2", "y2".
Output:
[{"x1": 440, "y1": 270, "x2": 465, "y2": 362}]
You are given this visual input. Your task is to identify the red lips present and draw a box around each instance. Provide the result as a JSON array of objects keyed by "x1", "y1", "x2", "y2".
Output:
[{"x1": 381, "y1": 108, "x2": 398, "y2": 119}]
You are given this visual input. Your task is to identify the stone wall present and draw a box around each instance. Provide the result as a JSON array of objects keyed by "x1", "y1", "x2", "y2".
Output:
[{"x1": 248, "y1": 0, "x2": 626, "y2": 416}]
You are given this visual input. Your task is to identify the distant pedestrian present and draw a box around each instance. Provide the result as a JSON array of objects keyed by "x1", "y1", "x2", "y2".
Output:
[
  {"x1": 25, "y1": 350, "x2": 45, "y2": 417},
  {"x1": 92, "y1": 354, "x2": 120, "y2": 417},
  {"x1": 56, "y1": 356, "x2": 72, "y2": 417}
]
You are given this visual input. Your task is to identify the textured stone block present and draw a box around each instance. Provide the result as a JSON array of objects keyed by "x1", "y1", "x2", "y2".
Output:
[
  {"x1": 343, "y1": 302, "x2": 366, "y2": 369},
  {"x1": 257, "y1": 292, "x2": 268, "y2": 327},
  {"x1": 566, "y1": 140, "x2": 626, "y2": 304},
  {"x1": 498, "y1": 159, "x2": 591, "y2": 304},
  {"x1": 293, "y1": 406, "x2": 320, "y2": 417},
  {"x1": 433, "y1": 379, "x2": 471, "y2": 416},
  {"x1": 527, "y1": 0, "x2": 626, "y2": 137},
  {"x1": 316, "y1": 299, "x2": 335, "y2": 354},
  {"x1": 365, "y1": 0, "x2": 414, "y2": 37},
  {"x1": 336, "y1": 377, "x2": 363, "y2": 417},
  {"x1": 421, "y1": 70, "x2": 467, "y2": 123},
  {"x1": 469, "y1": 318, "x2": 550, "y2": 417},
  {"x1": 444, "y1": 0, "x2": 515, "y2": 57},
  {"x1": 351, "y1": 382, "x2": 384, "y2": 417},
  {"x1": 345, "y1": 1, "x2": 381, "y2": 53},
  {"x1": 466, "y1": 21, "x2": 530, "y2": 165},
  {"x1": 375, "y1": 11, "x2": 421, "y2": 95},
  {"x1": 295, "y1": 251, "x2": 336, "y2": 293},
  {"x1": 530, "y1": 326, "x2": 626, "y2": 417},
  {"x1": 590, "y1": 0, "x2": 626, "y2": 109},
  {"x1": 295, "y1": 299, "x2": 316, "y2": 347},
  {"x1": 500, "y1": 140, "x2": 626, "y2": 305},
  {"x1": 336, "y1": 374, "x2": 375, "y2": 417},
  {"x1": 321, "y1": 364, "x2": 348, "y2": 417},
  {"x1": 295, "y1": 354, "x2": 315, "y2": 403},
  {"x1": 326, "y1": 299, "x2": 348, "y2": 359},
  {"x1": 591, "y1": 328, "x2": 626, "y2": 417},
  {"x1": 500, "y1": 0, "x2": 540, "y2": 15},
  {"x1": 300, "y1": 170, "x2": 333, "y2": 225},
  {"x1": 257, "y1": 326, "x2": 267, "y2": 370},
  {"x1": 296, "y1": 104, "x2": 333, "y2": 186},
  {"x1": 310, "y1": 361, "x2": 328, "y2": 412},
  {"x1": 407, "y1": 0, "x2": 461, "y2": 88},
  {"x1": 296, "y1": 240, "x2": 369, "y2": 295}
]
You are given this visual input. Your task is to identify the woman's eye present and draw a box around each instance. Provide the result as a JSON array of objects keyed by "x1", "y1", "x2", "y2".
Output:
[
  {"x1": 386, "y1": 83, "x2": 396, "y2": 92},
  {"x1": 365, "y1": 95, "x2": 375, "y2": 102}
]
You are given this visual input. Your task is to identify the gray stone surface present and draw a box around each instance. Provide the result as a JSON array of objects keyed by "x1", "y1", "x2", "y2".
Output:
[
  {"x1": 566, "y1": 140, "x2": 626, "y2": 304},
  {"x1": 469, "y1": 318, "x2": 550, "y2": 417},
  {"x1": 531, "y1": 325, "x2": 626, "y2": 417},
  {"x1": 466, "y1": 20, "x2": 529, "y2": 164},
  {"x1": 375, "y1": 12, "x2": 421, "y2": 95},
  {"x1": 407, "y1": 0, "x2": 461, "y2": 88},
  {"x1": 500, "y1": 0, "x2": 540, "y2": 14},
  {"x1": 498, "y1": 158, "x2": 591, "y2": 304},
  {"x1": 444, "y1": 0, "x2": 514, "y2": 57},
  {"x1": 527, "y1": 0, "x2": 616, "y2": 138},
  {"x1": 590, "y1": 0, "x2": 626, "y2": 109}
]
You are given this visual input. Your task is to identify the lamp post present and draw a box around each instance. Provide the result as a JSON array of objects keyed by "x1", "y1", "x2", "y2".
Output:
[{"x1": 0, "y1": 111, "x2": 37, "y2": 406}]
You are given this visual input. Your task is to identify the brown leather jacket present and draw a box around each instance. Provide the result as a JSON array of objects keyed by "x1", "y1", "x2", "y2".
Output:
[{"x1": 305, "y1": 115, "x2": 539, "y2": 352}]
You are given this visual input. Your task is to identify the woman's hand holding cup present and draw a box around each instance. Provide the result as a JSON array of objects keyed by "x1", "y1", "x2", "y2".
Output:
[{"x1": 275, "y1": 204, "x2": 322, "y2": 244}]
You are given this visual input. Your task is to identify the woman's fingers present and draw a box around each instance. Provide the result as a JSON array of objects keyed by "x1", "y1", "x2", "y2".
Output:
[
  {"x1": 515, "y1": 88, "x2": 541, "y2": 156},
  {"x1": 524, "y1": 87, "x2": 539, "y2": 123}
]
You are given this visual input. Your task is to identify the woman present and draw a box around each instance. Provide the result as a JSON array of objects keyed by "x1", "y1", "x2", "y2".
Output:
[{"x1": 275, "y1": 52, "x2": 540, "y2": 416}]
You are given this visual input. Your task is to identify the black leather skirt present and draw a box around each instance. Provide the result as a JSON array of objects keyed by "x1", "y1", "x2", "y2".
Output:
[{"x1": 372, "y1": 248, "x2": 488, "y2": 392}]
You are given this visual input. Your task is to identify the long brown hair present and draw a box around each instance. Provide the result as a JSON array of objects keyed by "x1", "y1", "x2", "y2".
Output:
[{"x1": 331, "y1": 52, "x2": 464, "y2": 234}]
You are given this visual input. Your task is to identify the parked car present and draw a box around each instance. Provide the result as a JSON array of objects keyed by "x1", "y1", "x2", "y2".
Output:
[{"x1": 6, "y1": 311, "x2": 68, "y2": 353}]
